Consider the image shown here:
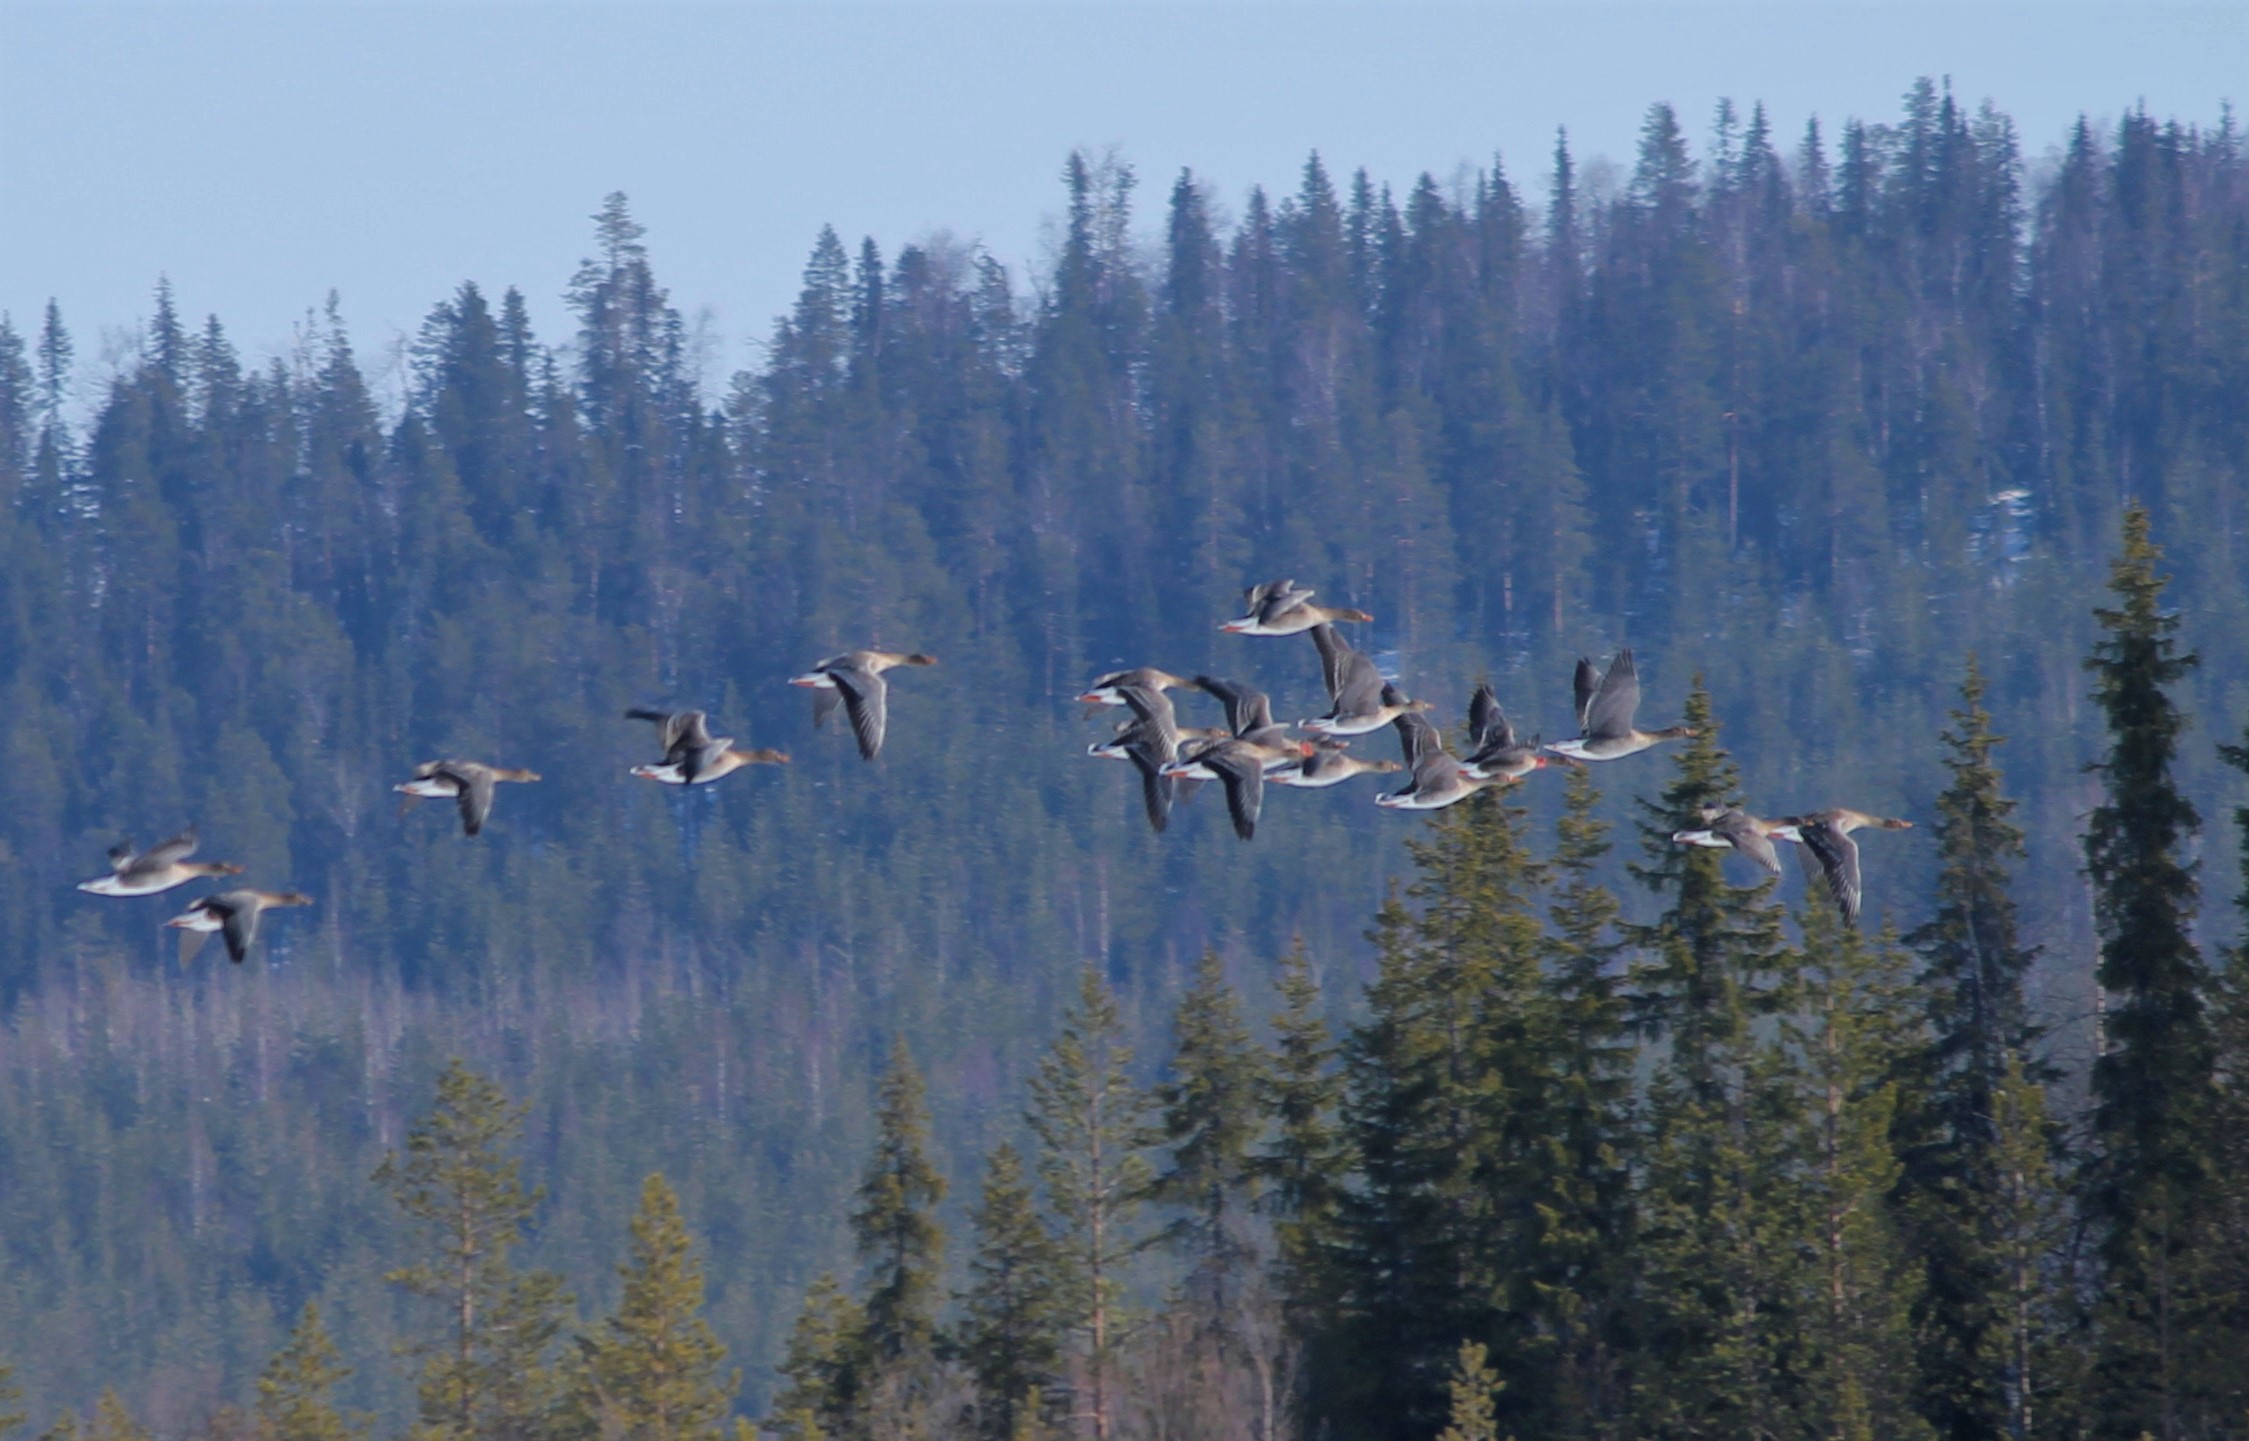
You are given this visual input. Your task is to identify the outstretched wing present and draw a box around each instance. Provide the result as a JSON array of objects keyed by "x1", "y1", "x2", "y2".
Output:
[
  {"x1": 833, "y1": 667, "x2": 889, "y2": 760},
  {"x1": 1584, "y1": 650, "x2": 1642, "y2": 740},
  {"x1": 1309, "y1": 623, "x2": 1348, "y2": 702},
  {"x1": 108, "y1": 837, "x2": 139, "y2": 872},
  {"x1": 1467, "y1": 684, "x2": 1508, "y2": 751},
  {"x1": 220, "y1": 903, "x2": 260, "y2": 964},
  {"x1": 1328, "y1": 646, "x2": 1385, "y2": 719},
  {"x1": 1712, "y1": 809, "x2": 1783, "y2": 877},
  {"x1": 1205, "y1": 746, "x2": 1267, "y2": 842},
  {"x1": 176, "y1": 924, "x2": 212, "y2": 967},
  {"x1": 438, "y1": 764, "x2": 496, "y2": 836},
  {"x1": 1194, "y1": 675, "x2": 1271, "y2": 738},
  {"x1": 1125, "y1": 742, "x2": 1173, "y2": 834},
  {"x1": 1571, "y1": 657, "x2": 1599, "y2": 732},
  {"x1": 1393, "y1": 707, "x2": 1442, "y2": 769},
  {"x1": 1797, "y1": 818, "x2": 1863, "y2": 923},
  {"x1": 139, "y1": 827, "x2": 199, "y2": 869}
]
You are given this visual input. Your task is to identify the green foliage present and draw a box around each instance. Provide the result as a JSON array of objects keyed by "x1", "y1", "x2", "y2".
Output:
[
  {"x1": 1257, "y1": 940, "x2": 1345, "y2": 1324},
  {"x1": 378, "y1": 1060, "x2": 575, "y2": 1441},
  {"x1": 257, "y1": 1304, "x2": 367, "y2": 1441},
  {"x1": 958, "y1": 1145, "x2": 1061, "y2": 1441},
  {"x1": 2081, "y1": 506, "x2": 2222, "y2": 1439},
  {"x1": 1150, "y1": 951, "x2": 1267, "y2": 1327},
  {"x1": 767, "y1": 1276, "x2": 861, "y2": 1441},
  {"x1": 1436, "y1": 1341, "x2": 1506, "y2": 1441},
  {"x1": 576, "y1": 1175, "x2": 735, "y2": 1441},
  {"x1": 0, "y1": 1365, "x2": 21, "y2": 1441},
  {"x1": 1024, "y1": 967, "x2": 1155, "y2": 1441},
  {"x1": 849, "y1": 1042, "x2": 947, "y2": 1366}
]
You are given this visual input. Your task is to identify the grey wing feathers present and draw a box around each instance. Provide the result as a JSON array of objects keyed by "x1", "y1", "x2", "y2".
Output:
[
  {"x1": 437, "y1": 763, "x2": 496, "y2": 836},
  {"x1": 1797, "y1": 819, "x2": 1864, "y2": 923},
  {"x1": 1329, "y1": 646, "x2": 1385, "y2": 717},
  {"x1": 1205, "y1": 746, "x2": 1266, "y2": 841},
  {"x1": 811, "y1": 688, "x2": 843, "y2": 732},
  {"x1": 1194, "y1": 676, "x2": 1269, "y2": 737},
  {"x1": 1585, "y1": 650, "x2": 1642, "y2": 739},
  {"x1": 834, "y1": 667, "x2": 888, "y2": 760},
  {"x1": 1309, "y1": 624, "x2": 1347, "y2": 701},
  {"x1": 220, "y1": 903, "x2": 259, "y2": 963},
  {"x1": 1572, "y1": 658, "x2": 1599, "y2": 731},
  {"x1": 108, "y1": 837, "x2": 138, "y2": 871},
  {"x1": 1393, "y1": 708, "x2": 1441, "y2": 768},
  {"x1": 1711, "y1": 809, "x2": 1783, "y2": 877},
  {"x1": 1467, "y1": 684, "x2": 1506, "y2": 751},
  {"x1": 140, "y1": 828, "x2": 199, "y2": 868}
]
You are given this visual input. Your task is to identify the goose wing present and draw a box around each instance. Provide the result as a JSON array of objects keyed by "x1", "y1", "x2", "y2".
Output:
[
  {"x1": 1309, "y1": 624, "x2": 1349, "y2": 702},
  {"x1": 137, "y1": 828, "x2": 199, "y2": 870},
  {"x1": 1204, "y1": 745, "x2": 1267, "y2": 842},
  {"x1": 1393, "y1": 707, "x2": 1442, "y2": 769},
  {"x1": 1711, "y1": 809, "x2": 1784, "y2": 877},
  {"x1": 437, "y1": 762, "x2": 497, "y2": 836},
  {"x1": 832, "y1": 666, "x2": 889, "y2": 760},
  {"x1": 219, "y1": 897, "x2": 261, "y2": 964},
  {"x1": 1327, "y1": 645, "x2": 1385, "y2": 719},
  {"x1": 176, "y1": 921, "x2": 214, "y2": 968},
  {"x1": 1194, "y1": 676, "x2": 1270, "y2": 737},
  {"x1": 1584, "y1": 650, "x2": 1642, "y2": 740},
  {"x1": 1796, "y1": 817, "x2": 1864, "y2": 923},
  {"x1": 1572, "y1": 657, "x2": 1600, "y2": 732},
  {"x1": 1124, "y1": 739, "x2": 1174, "y2": 834},
  {"x1": 1467, "y1": 684, "x2": 1510, "y2": 751}
]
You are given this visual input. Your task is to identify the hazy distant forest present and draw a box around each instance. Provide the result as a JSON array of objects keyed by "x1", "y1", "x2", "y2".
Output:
[{"x1": 3, "y1": 81, "x2": 2248, "y2": 1441}]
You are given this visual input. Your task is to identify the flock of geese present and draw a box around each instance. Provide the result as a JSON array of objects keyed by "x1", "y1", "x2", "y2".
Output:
[
  {"x1": 68, "y1": 581, "x2": 1909, "y2": 965},
  {"x1": 1079, "y1": 577, "x2": 1911, "y2": 924}
]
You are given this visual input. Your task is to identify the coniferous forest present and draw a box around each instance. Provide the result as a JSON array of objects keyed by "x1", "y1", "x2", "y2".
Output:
[{"x1": 4, "y1": 83, "x2": 2249, "y2": 1441}]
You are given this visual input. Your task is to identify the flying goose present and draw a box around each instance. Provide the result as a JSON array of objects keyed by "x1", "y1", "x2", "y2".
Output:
[
  {"x1": 1220, "y1": 580, "x2": 1374, "y2": 636},
  {"x1": 77, "y1": 828, "x2": 243, "y2": 897},
  {"x1": 1459, "y1": 684, "x2": 1562, "y2": 781},
  {"x1": 396, "y1": 760, "x2": 542, "y2": 835},
  {"x1": 1375, "y1": 708, "x2": 1516, "y2": 810},
  {"x1": 1546, "y1": 650, "x2": 1696, "y2": 761},
  {"x1": 1300, "y1": 626, "x2": 1431, "y2": 735},
  {"x1": 1078, "y1": 667, "x2": 1200, "y2": 708},
  {"x1": 1671, "y1": 804, "x2": 1804, "y2": 878},
  {"x1": 1266, "y1": 741, "x2": 1404, "y2": 790},
  {"x1": 790, "y1": 651, "x2": 937, "y2": 761},
  {"x1": 624, "y1": 709, "x2": 788, "y2": 786},
  {"x1": 1776, "y1": 808, "x2": 1915, "y2": 924},
  {"x1": 165, "y1": 889, "x2": 313, "y2": 965},
  {"x1": 1159, "y1": 731, "x2": 1314, "y2": 840}
]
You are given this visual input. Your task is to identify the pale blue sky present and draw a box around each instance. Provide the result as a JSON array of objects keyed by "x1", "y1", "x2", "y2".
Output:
[{"x1": 2, "y1": 1, "x2": 2241, "y2": 403}]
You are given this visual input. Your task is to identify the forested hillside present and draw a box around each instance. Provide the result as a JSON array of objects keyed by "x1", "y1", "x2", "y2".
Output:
[{"x1": 2, "y1": 83, "x2": 2246, "y2": 1440}]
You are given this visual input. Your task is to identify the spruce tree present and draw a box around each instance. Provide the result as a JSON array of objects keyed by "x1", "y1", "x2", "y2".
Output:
[
  {"x1": 257, "y1": 1303, "x2": 366, "y2": 1441},
  {"x1": 1532, "y1": 765, "x2": 1635, "y2": 1438},
  {"x1": 1627, "y1": 685, "x2": 1807, "y2": 1439},
  {"x1": 1150, "y1": 950, "x2": 1267, "y2": 1331},
  {"x1": 1024, "y1": 966, "x2": 1155, "y2": 1441},
  {"x1": 577, "y1": 1175, "x2": 734, "y2": 1441},
  {"x1": 0, "y1": 1362, "x2": 22, "y2": 1441},
  {"x1": 1436, "y1": 1342, "x2": 1506, "y2": 1441},
  {"x1": 1257, "y1": 940, "x2": 1345, "y2": 1323},
  {"x1": 958, "y1": 1143, "x2": 1062, "y2": 1441},
  {"x1": 850, "y1": 1041, "x2": 947, "y2": 1365},
  {"x1": 1324, "y1": 791, "x2": 1546, "y2": 1441},
  {"x1": 377, "y1": 1059, "x2": 575, "y2": 1441},
  {"x1": 2080, "y1": 505, "x2": 2217, "y2": 1441},
  {"x1": 768, "y1": 1275, "x2": 862, "y2": 1441},
  {"x1": 1903, "y1": 657, "x2": 2054, "y2": 1441}
]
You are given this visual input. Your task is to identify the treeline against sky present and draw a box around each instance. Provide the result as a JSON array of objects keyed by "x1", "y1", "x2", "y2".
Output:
[{"x1": 0, "y1": 80, "x2": 2246, "y2": 1434}]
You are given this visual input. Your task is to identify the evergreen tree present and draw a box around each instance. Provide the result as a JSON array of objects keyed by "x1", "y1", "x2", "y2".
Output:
[
  {"x1": 1532, "y1": 765, "x2": 1635, "y2": 1439},
  {"x1": 958, "y1": 1143, "x2": 1063, "y2": 1441},
  {"x1": 257, "y1": 1303, "x2": 366, "y2": 1441},
  {"x1": 1024, "y1": 966, "x2": 1155, "y2": 1441},
  {"x1": 850, "y1": 1041, "x2": 947, "y2": 1364},
  {"x1": 768, "y1": 1275, "x2": 862, "y2": 1441},
  {"x1": 577, "y1": 1175, "x2": 735, "y2": 1441},
  {"x1": 1627, "y1": 686, "x2": 1807, "y2": 1439},
  {"x1": 1257, "y1": 940, "x2": 1345, "y2": 1320},
  {"x1": 378, "y1": 1060, "x2": 576, "y2": 1441},
  {"x1": 1904, "y1": 657, "x2": 2054, "y2": 1441},
  {"x1": 2080, "y1": 505, "x2": 2218, "y2": 1440},
  {"x1": 1436, "y1": 1342, "x2": 1506, "y2": 1441},
  {"x1": 1150, "y1": 950, "x2": 1267, "y2": 1330}
]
